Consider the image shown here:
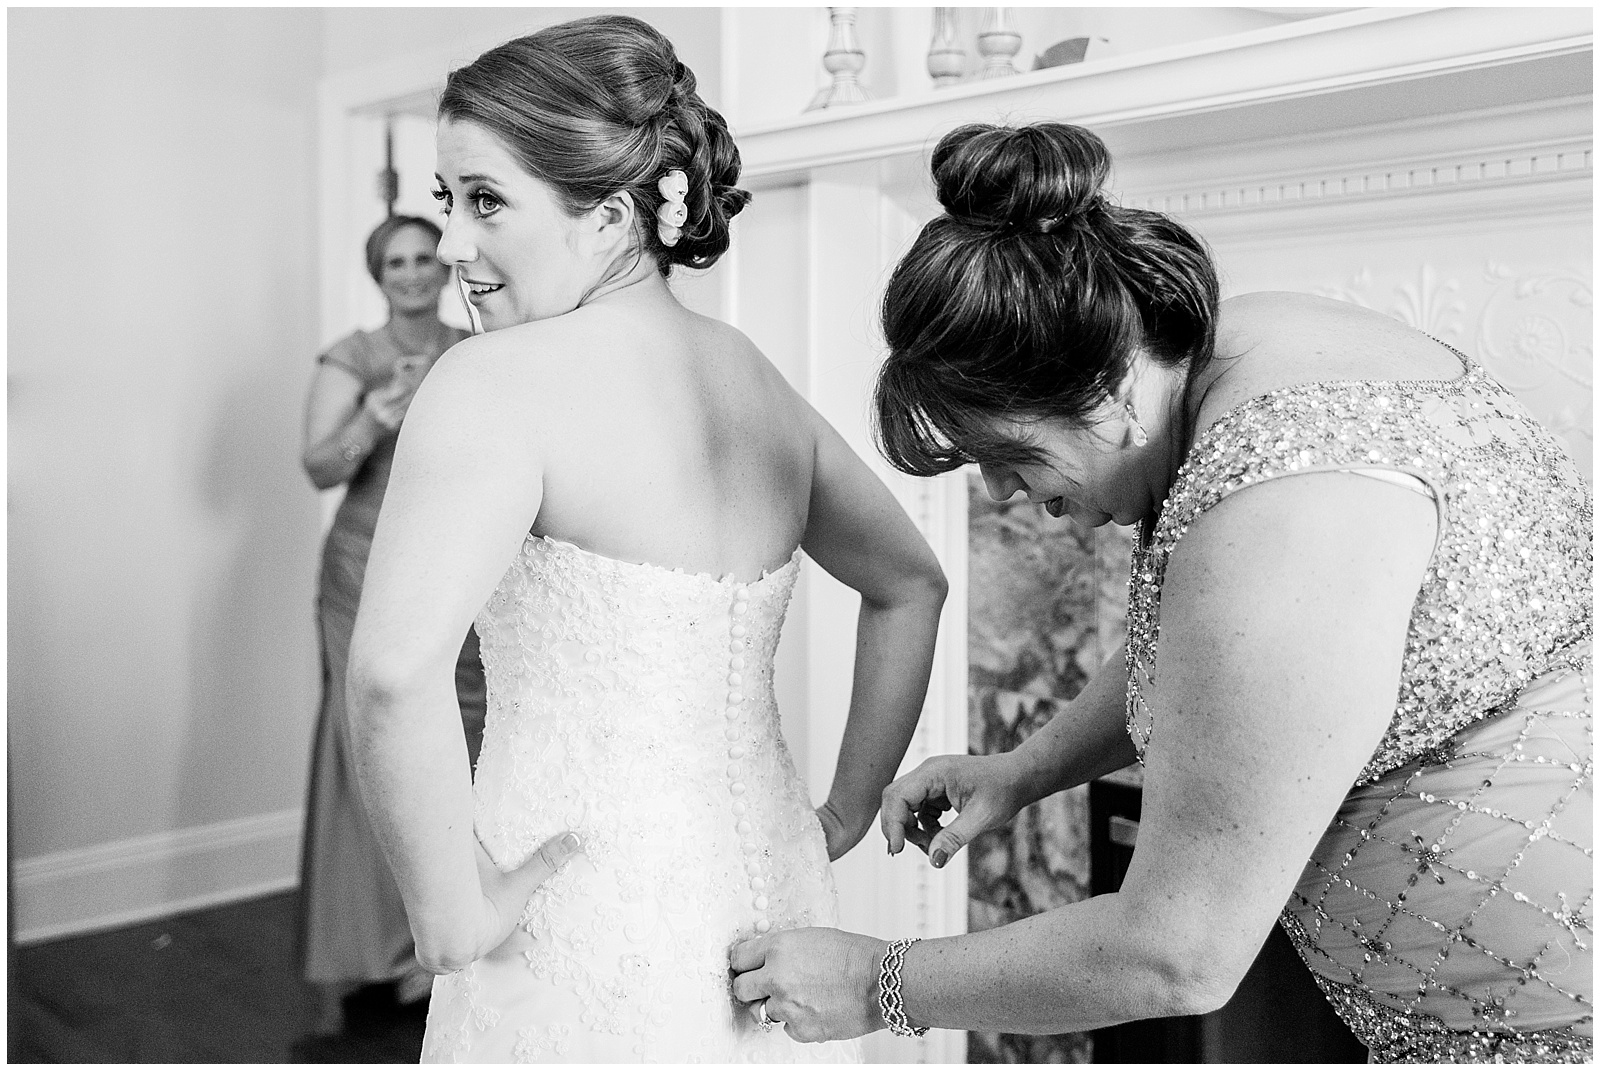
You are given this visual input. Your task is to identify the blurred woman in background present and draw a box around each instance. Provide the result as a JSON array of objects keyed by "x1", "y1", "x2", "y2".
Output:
[{"x1": 297, "y1": 215, "x2": 486, "y2": 1032}]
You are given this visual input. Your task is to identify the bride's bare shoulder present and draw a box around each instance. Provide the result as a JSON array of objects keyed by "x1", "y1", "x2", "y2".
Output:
[
  {"x1": 684, "y1": 308, "x2": 768, "y2": 360},
  {"x1": 431, "y1": 317, "x2": 602, "y2": 396},
  {"x1": 681, "y1": 310, "x2": 809, "y2": 399}
]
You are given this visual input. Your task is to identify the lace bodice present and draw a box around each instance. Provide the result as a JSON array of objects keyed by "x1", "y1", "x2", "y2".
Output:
[{"x1": 421, "y1": 535, "x2": 860, "y2": 1063}]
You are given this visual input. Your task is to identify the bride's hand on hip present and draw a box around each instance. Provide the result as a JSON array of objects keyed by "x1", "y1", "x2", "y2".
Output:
[
  {"x1": 458, "y1": 832, "x2": 582, "y2": 971},
  {"x1": 881, "y1": 753, "x2": 1028, "y2": 868},
  {"x1": 730, "y1": 927, "x2": 888, "y2": 1042},
  {"x1": 815, "y1": 800, "x2": 871, "y2": 861}
]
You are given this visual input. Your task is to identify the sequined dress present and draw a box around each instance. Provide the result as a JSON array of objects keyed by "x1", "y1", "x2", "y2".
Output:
[
  {"x1": 1126, "y1": 352, "x2": 1593, "y2": 1062},
  {"x1": 420, "y1": 536, "x2": 862, "y2": 1063}
]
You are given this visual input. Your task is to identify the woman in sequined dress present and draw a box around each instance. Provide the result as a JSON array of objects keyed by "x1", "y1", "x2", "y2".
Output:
[{"x1": 730, "y1": 122, "x2": 1592, "y2": 1061}]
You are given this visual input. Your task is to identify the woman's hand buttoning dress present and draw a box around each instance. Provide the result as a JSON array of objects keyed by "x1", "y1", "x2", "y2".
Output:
[
  {"x1": 345, "y1": 15, "x2": 944, "y2": 1063},
  {"x1": 730, "y1": 121, "x2": 1592, "y2": 1062},
  {"x1": 297, "y1": 214, "x2": 489, "y2": 1030}
]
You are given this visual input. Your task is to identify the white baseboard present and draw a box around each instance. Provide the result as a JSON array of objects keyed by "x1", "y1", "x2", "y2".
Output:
[{"x1": 11, "y1": 808, "x2": 304, "y2": 946}]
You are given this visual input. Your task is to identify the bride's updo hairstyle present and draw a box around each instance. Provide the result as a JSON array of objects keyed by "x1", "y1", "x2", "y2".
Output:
[
  {"x1": 438, "y1": 15, "x2": 750, "y2": 274},
  {"x1": 874, "y1": 122, "x2": 1219, "y2": 475}
]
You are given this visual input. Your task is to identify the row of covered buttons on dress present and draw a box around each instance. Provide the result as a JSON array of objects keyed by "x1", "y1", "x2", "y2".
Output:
[{"x1": 725, "y1": 582, "x2": 771, "y2": 935}]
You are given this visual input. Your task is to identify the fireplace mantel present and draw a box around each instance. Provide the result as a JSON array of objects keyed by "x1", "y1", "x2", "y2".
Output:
[{"x1": 734, "y1": 8, "x2": 1592, "y2": 185}]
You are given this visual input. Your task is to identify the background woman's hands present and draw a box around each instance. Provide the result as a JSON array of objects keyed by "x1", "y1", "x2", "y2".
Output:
[
  {"x1": 730, "y1": 927, "x2": 888, "y2": 1042},
  {"x1": 424, "y1": 831, "x2": 582, "y2": 975},
  {"x1": 880, "y1": 752, "x2": 1031, "y2": 868},
  {"x1": 363, "y1": 358, "x2": 428, "y2": 430}
]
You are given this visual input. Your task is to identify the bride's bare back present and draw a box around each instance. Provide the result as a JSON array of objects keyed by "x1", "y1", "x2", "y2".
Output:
[{"x1": 515, "y1": 298, "x2": 815, "y2": 582}]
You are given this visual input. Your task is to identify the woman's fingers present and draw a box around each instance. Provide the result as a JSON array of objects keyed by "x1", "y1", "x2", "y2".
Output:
[
  {"x1": 728, "y1": 935, "x2": 770, "y2": 974},
  {"x1": 881, "y1": 761, "x2": 956, "y2": 855},
  {"x1": 814, "y1": 802, "x2": 849, "y2": 862},
  {"x1": 926, "y1": 804, "x2": 992, "y2": 868},
  {"x1": 730, "y1": 936, "x2": 776, "y2": 1006},
  {"x1": 881, "y1": 756, "x2": 1011, "y2": 867},
  {"x1": 901, "y1": 800, "x2": 944, "y2": 853},
  {"x1": 730, "y1": 965, "x2": 769, "y2": 1004},
  {"x1": 466, "y1": 832, "x2": 585, "y2": 963},
  {"x1": 509, "y1": 831, "x2": 582, "y2": 895},
  {"x1": 880, "y1": 788, "x2": 914, "y2": 855},
  {"x1": 880, "y1": 764, "x2": 933, "y2": 854}
]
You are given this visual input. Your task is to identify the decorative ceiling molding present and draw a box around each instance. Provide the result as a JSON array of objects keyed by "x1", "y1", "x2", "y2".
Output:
[{"x1": 1123, "y1": 139, "x2": 1592, "y2": 220}]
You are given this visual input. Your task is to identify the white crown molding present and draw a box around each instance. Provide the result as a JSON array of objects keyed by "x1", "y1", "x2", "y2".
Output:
[
  {"x1": 12, "y1": 809, "x2": 303, "y2": 945},
  {"x1": 1124, "y1": 137, "x2": 1592, "y2": 231},
  {"x1": 1193, "y1": 178, "x2": 1592, "y2": 248},
  {"x1": 736, "y1": 8, "x2": 1592, "y2": 183}
]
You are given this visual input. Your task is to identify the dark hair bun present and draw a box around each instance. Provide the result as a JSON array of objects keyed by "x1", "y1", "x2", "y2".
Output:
[
  {"x1": 931, "y1": 123, "x2": 1111, "y2": 232},
  {"x1": 874, "y1": 121, "x2": 1220, "y2": 478}
]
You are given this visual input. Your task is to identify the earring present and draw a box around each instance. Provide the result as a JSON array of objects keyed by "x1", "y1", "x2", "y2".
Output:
[{"x1": 1125, "y1": 402, "x2": 1148, "y2": 447}]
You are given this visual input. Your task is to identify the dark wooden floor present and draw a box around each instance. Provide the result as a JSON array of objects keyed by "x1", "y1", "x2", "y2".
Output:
[{"x1": 9, "y1": 891, "x2": 426, "y2": 1063}]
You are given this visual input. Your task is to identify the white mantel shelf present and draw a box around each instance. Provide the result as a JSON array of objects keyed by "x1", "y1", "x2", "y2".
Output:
[{"x1": 734, "y1": 7, "x2": 1593, "y2": 183}]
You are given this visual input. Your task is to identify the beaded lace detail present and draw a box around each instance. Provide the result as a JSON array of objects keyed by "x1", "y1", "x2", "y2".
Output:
[
  {"x1": 420, "y1": 536, "x2": 861, "y2": 1063},
  {"x1": 1124, "y1": 354, "x2": 1593, "y2": 1061}
]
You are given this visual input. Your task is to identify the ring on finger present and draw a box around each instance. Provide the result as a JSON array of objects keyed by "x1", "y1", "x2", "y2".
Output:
[{"x1": 755, "y1": 999, "x2": 777, "y2": 1029}]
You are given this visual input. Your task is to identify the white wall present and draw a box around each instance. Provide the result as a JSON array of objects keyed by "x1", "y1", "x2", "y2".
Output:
[
  {"x1": 9, "y1": 8, "x2": 326, "y2": 940},
  {"x1": 321, "y1": 6, "x2": 722, "y2": 101}
]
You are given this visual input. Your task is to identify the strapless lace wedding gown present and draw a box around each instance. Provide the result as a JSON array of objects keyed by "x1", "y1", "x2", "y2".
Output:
[{"x1": 421, "y1": 535, "x2": 862, "y2": 1063}]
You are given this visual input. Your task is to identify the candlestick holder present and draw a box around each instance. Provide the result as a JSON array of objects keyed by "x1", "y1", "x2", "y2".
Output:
[
  {"x1": 977, "y1": 7, "x2": 1022, "y2": 80},
  {"x1": 805, "y1": 7, "x2": 872, "y2": 112},
  {"x1": 927, "y1": 7, "x2": 966, "y2": 89}
]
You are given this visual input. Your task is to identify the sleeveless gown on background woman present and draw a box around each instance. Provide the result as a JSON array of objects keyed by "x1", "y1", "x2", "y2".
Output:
[
  {"x1": 1127, "y1": 346, "x2": 1592, "y2": 1062},
  {"x1": 422, "y1": 536, "x2": 862, "y2": 1062},
  {"x1": 300, "y1": 323, "x2": 489, "y2": 992}
]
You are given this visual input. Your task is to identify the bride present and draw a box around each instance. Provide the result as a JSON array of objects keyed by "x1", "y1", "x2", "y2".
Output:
[{"x1": 345, "y1": 14, "x2": 945, "y2": 1064}]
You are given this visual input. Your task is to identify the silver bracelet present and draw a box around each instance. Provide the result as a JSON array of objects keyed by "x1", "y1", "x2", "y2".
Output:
[{"x1": 878, "y1": 937, "x2": 927, "y2": 1038}]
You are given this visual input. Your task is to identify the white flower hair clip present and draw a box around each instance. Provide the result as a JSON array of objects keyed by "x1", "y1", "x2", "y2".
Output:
[{"x1": 656, "y1": 169, "x2": 688, "y2": 247}]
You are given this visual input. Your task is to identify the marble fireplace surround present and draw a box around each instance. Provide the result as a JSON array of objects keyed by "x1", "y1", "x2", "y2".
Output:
[{"x1": 723, "y1": 8, "x2": 1590, "y2": 1063}]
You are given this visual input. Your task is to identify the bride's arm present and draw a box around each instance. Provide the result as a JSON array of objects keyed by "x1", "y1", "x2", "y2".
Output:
[
  {"x1": 347, "y1": 335, "x2": 563, "y2": 973},
  {"x1": 801, "y1": 409, "x2": 948, "y2": 858}
]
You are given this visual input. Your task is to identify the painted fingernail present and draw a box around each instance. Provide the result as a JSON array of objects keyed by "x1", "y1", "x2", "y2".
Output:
[
  {"x1": 561, "y1": 833, "x2": 582, "y2": 853},
  {"x1": 931, "y1": 849, "x2": 947, "y2": 869}
]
